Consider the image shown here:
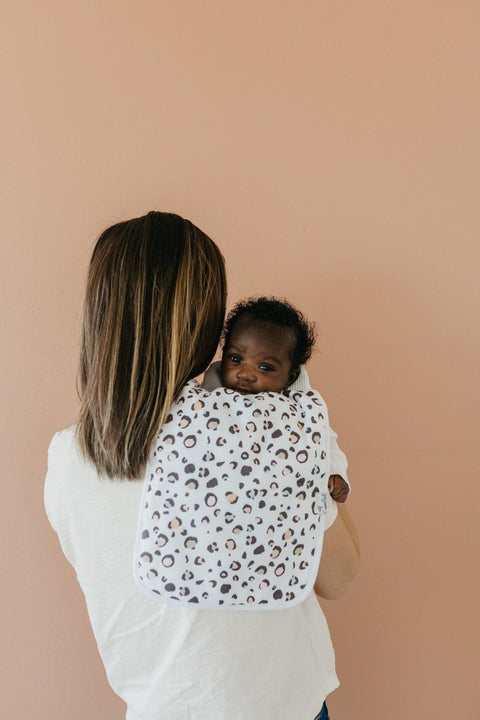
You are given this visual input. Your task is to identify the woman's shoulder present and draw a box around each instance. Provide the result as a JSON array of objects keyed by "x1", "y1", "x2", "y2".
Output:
[
  {"x1": 47, "y1": 426, "x2": 78, "y2": 475},
  {"x1": 48, "y1": 425, "x2": 76, "y2": 454}
]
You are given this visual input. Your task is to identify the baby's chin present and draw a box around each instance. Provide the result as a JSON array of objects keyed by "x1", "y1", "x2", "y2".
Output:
[
  {"x1": 226, "y1": 386, "x2": 256, "y2": 395},
  {"x1": 225, "y1": 385, "x2": 282, "y2": 395}
]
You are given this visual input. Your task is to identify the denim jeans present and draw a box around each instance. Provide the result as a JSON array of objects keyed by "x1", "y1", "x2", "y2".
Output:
[{"x1": 313, "y1": 702, "x2": 330, "y2": 720}]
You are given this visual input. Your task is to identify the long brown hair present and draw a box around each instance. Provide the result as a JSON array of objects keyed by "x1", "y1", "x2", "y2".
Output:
[{"x1": 76, "y1": 211, "x2": 227, "y2": 479}]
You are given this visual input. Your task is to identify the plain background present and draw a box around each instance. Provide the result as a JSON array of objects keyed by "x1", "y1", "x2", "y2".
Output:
[{"x1": 2, "y1": 1, "x2": 479, "y2": 718}]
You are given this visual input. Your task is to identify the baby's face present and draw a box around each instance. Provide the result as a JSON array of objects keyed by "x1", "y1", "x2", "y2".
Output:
[{"x1": 220, "y1": 317, "x2": 298, "y2": 395}]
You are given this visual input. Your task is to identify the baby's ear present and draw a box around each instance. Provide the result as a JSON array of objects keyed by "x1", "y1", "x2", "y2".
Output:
[{"x1": 287, "y1": 367, "x2": 300, "y2": 387}]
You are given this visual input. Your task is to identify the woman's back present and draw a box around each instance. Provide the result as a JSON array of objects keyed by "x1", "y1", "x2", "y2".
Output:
[{"x1": 45, "y1": 427, "x2": 339, "y2": 720}]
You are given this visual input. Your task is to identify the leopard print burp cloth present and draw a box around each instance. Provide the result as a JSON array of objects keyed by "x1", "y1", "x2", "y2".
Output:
[{"x1": 134, "y1": 380, "x2": 330, "y2": 610}]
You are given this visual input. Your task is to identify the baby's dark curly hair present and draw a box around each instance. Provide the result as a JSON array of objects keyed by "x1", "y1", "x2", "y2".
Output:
[{"x1": 222, "y1": 296, "x2": 316, "y2": 370}]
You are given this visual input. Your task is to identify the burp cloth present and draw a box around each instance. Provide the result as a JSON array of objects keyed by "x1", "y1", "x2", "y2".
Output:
[{"x1": 134, "y1": 380, "x2": 330, "y2": 610}]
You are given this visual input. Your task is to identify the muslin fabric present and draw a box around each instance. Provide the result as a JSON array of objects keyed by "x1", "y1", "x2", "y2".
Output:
[{"x1": 134, "y1": 380, "x2": 330, "y2": 609}]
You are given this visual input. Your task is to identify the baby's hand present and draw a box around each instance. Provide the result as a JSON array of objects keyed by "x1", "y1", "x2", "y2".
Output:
[{"x1": 328, "y1": 474, "x2": 350, "y2": 503}]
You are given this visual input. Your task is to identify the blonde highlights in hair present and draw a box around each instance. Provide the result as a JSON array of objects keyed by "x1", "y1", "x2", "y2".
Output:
[{"x1": 76, "y1": 212, "x2": 226, "y2": 479}]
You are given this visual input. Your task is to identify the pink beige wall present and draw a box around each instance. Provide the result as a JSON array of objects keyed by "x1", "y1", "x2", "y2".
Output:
[{"x1": 2, "y1": 2, "x2": 479, "y2": 718}]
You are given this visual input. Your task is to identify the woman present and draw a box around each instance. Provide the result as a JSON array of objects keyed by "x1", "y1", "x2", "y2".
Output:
[{"x1": 45, "y1": 211, "x2": 359, "y2": 720}]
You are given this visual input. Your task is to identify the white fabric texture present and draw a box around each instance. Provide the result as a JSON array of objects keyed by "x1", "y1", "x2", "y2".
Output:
[
  {"x1": 44, "y1": 382, "x2": 346, "y2": 718},
  {"x1": 134, "y1": 380, "x2": 330, "y2": 609}
]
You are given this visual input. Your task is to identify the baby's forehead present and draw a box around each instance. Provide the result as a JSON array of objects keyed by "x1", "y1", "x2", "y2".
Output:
[{"x1": 228, "y1": 316, "x2": 296, "y2": 351}]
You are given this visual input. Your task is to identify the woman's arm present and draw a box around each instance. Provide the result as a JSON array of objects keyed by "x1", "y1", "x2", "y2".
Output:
[{"x1": 314, "y1": 503, "x2": 360, "y2": 600}]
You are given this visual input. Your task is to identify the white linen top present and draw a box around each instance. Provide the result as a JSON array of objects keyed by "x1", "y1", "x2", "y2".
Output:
[{"x1": 44, "y1": 372, "x2": 348, "y2": 720}]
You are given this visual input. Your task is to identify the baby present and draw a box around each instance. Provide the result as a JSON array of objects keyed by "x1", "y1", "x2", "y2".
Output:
[{"x1": 204, "y1": 297, "x2": 350, "y2": 503}]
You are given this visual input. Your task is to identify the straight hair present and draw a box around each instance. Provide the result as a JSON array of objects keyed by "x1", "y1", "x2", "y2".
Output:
[{"x1": 76, "y1": 211, "x2": 226, "y2": 479}]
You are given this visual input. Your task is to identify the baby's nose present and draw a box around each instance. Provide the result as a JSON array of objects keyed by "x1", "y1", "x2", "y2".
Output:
[{"x1": 237, "y1": 364, "x2": 257, "y2": 382}]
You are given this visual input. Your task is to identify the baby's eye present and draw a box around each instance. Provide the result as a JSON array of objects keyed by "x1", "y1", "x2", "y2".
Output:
[
  {"x1": 259, "y1": 364, "x2": 274, "y2": 372},
  {"x1": 229, "y1": 355, "x2": 242, "y2": 364}
]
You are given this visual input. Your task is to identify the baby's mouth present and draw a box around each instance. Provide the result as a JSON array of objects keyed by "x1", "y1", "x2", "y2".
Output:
[{"x1": 234, "y1": 387, "x2": 254, "y2": 395}]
